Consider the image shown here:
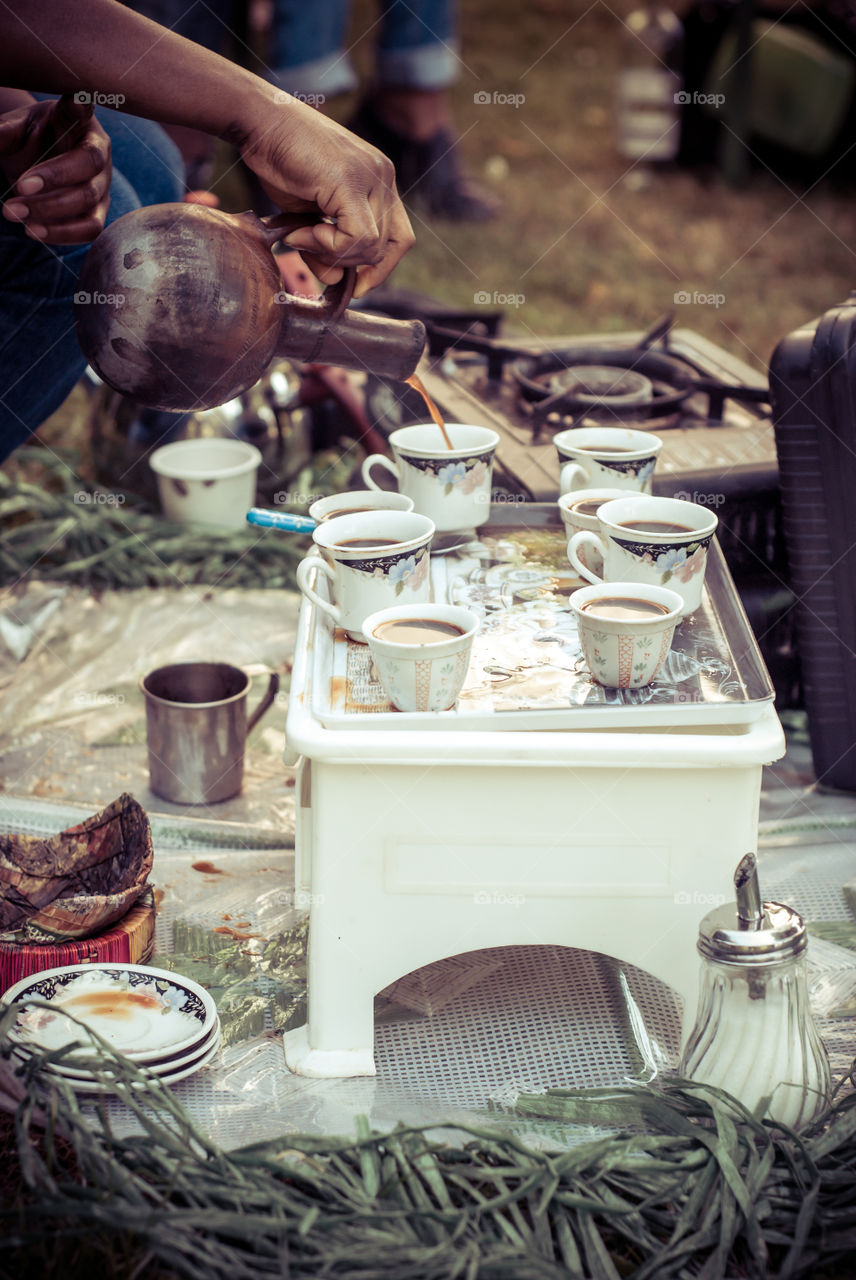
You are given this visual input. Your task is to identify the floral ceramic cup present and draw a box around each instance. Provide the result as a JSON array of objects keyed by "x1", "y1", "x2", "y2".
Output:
[
  {"x1": 570, "y1": 583, "x2": 684, "y2": 689},
  {"x1": 557, "y1": 487, "x2": 632, "y2": 577},
  {"x1": 567, "y1": 495, "x2": 718, "y2": 617},
  {"x1": 553, "y1": 426, "x2": 662, "y2": 496},
  {"x1": 363, "y1": 604, "x2": 480, "y2": 712},
  {"x1": 361, "y1": 424, "x2": 500, "y2": 532},
  {"x1": 295, "y1": 510, "x2": 435, "y2": 642}
]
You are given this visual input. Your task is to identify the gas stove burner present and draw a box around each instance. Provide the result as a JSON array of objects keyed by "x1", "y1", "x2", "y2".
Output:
[
  {"x1": 511, "y1": 345, "x2": 700, "y2": 420},
  {"x1": 548, "y1": 365, "x2": 654, "y2": 409}
]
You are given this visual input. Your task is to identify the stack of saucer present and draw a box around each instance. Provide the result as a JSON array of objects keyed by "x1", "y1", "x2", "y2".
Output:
[{"x1": 5, "y1": 962, "x2": 220, "y2": 1093}]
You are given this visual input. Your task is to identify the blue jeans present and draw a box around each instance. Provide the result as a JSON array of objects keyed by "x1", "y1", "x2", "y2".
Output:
[
  {"x1": 0, "y1": 107, "x2": 184, "y2": 463},
  {"x1": 268, "y1": 0, "x2": 460, "y2": 98}
]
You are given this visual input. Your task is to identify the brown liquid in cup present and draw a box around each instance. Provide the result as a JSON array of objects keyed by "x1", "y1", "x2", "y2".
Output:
[
  {"x1": 570, "y1": 498, "x2": 606, "y2": 517},
  {"x1": 373, "y1": 619, "x2": 465, "y2": 643},
  {"x1": 335, "y1": 537, "x2": 401, "y2": 548},
  {"x1": 616, "y1": 520, "x2": 694, "y2": 535},
  {"x1": 321, "y1": 506, "x2": 373, "y2": 520},
  {"x1": 581, "y1": 597, "x2": 671, "y2": 620},
  {"x1": 574, "y1": 444, "x2": 633, "y2": 454}
]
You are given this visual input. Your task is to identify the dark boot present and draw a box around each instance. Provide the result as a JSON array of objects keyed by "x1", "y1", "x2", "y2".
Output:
[{"x1": 348, "y1": 97, "x2": 501, "y2": 223}]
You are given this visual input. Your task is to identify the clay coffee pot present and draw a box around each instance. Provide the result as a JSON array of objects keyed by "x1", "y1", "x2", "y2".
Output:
[{"x1": 74, "y1": 203, "x2": 427, "y2": 412}]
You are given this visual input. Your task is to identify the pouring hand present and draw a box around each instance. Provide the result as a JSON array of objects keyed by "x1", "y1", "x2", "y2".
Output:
[
  {"x1": 239, "y1": 100, "x2": 414, "y2": 298},
  {"x1": 0, "y1": 93, "x2": 111, "y2": 244}
]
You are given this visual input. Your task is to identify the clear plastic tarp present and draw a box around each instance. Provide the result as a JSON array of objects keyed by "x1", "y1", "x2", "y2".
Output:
[{"x1": 1, "y1": 581, "x2": 854, "y2": 1149}]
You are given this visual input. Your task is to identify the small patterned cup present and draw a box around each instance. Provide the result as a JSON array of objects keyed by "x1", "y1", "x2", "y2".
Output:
[
  {"x1": 570, "y1": 583, "x2": 684, "y2": 689},
  {"x1": 363, "y1": 604, "x2": 480, "y2": 712}
]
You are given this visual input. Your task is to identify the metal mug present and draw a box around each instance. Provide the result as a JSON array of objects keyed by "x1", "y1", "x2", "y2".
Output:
[{"x1": 141, "y1": 662, "x2": 279, "y2": 804}]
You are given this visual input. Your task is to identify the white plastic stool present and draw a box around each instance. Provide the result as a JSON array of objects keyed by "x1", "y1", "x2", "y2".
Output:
[{"x1": 284, "y1": 604, "x2": 785, "y2": 1078}]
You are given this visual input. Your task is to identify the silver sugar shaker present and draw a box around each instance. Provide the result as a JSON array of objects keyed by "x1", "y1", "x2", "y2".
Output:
[{"x1": 679, "y1": 853, "x2": 831, "y2": 1128}]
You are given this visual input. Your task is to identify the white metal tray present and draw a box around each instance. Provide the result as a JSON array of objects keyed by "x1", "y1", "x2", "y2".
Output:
[{"x1": 307, "y1": 505, "x2": 775, "y2": 732}]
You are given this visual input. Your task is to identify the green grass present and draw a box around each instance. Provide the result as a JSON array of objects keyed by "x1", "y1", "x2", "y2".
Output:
[{"x1": 333, "y1": 0, "x2": 856, "y2": 374}]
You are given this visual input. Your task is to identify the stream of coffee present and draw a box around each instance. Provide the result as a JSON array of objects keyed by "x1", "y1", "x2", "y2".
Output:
[{"x1": 406, "y1": 373, "x2": 455, "y2": 450}]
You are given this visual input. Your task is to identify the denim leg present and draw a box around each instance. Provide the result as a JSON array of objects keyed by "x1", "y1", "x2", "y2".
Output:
[
  {"x1": 267, "y1": 0, "x2": 459, "y2": 95},
  {"x1": 267, "y1": 0, "x2": 359, "y2": 97},
  {"x1": 0, "y1": 111, "x2": 184, "y2": 461},
  {"x1": 375, "y1": 0, "x2": 460, "y2": 90},
  {"x1": 95, "y1": 107, "x2": 186, "y2": 209}
]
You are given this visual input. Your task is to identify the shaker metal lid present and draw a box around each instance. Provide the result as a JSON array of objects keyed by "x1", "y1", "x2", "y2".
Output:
[
  {"x1": 697, "y1": 854, "x2": 806, "y2": 964},
  {"x1": 697, "y1": 900, "x2": 806, "y2": 964}
]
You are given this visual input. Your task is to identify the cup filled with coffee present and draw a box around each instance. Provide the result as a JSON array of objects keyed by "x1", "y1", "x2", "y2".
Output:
[
  {"x1": 308, "y1": 489, "x2": 414, "y2": 523},
  {"x1": 557, "y1": 487, "x2": 631, "y2": 576},
  {"x1": 295, "y1": 510, "x2": 435, "y2": 641},
  {"x1": 553, "y1": 426, "x2": 662, "y2": 496},
  {"x1": 361, "y1": 423, "x2": 500, "y2": 532},
  {"x1": 362, "y1": 603, "x2": 480, "y2": 712},
  {"x1": 567, "y1": 495, "x2": 718, "y2": 617},
  {"x1": 569, "y1": 583, "x2": 684, "y2": 689}
]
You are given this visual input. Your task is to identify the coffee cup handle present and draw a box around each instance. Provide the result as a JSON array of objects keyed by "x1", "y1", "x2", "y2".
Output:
[
  {"x1": 568, "y1": 531, "x2": 606, "y2": 584},
  {"x1": 361, "y1": 454, "x2": 400, "y2": 491},
  {"x1": 559, "y1": 460, "x2": 587, "y2": 492},
  {"x1": 296, "y1": 557, "x2": 342, "y2": 625},
  {"x1": 246, "y1": 670, "x2": 280, "y2": 735}
]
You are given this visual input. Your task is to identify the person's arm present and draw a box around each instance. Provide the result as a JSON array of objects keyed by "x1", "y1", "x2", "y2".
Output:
[{"x1": 0, "y1": 1, "x2": 414, "y2": 293}]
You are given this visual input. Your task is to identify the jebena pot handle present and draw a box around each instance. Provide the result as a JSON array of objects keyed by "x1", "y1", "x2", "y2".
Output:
[{"x1": 259, "y1": 211, "x2": 357, "y2": 321}]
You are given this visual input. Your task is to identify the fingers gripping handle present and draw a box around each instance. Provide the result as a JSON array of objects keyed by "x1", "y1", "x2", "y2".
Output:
[{"x1": 260, "y1": 212, "x2": 356, "y2": 320}]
